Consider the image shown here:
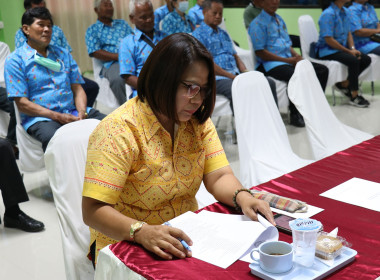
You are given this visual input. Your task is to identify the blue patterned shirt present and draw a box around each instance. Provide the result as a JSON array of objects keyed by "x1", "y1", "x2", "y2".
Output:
[
  {"x1": 192, "y1": 22, "x2": 238, "y2": 80},
  {"x1": 15, "y1": 25, "x2": 72, "y2": 52},
  {"x1": 349, "y1": 2, "x2": 380, "y2": 54},
  {"x1": 249, "y1": 10, "x2": 292, "y2": 72},
  {"x1": 188, "y1": 4, "x2": 204, "y2": 26},
  {"x1": 154, "y1": 5, "x2": 170, "y2": 30},
  {"x1": 162, "y1": 10, "x2": 195, "y2": 35},
  {"x1": 316, "y1": 3, "x2": 351, "y2": 57},
  {"x1": 119, "y1": 28, "x2": 167, "y2": 96},
  {"x1": 5, "y1": 43, "x2": 84, "y2": 130},
  {"x1": 85, "y1": 19, "x2": 132, "y2": 69}
]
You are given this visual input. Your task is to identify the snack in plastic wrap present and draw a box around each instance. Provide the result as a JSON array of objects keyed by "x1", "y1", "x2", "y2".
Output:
[{"x1": 315, "y1": 232, "x2": 349, "y2": 260}]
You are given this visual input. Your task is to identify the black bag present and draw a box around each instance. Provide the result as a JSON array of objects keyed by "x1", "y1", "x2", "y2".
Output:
[
  {"x1": 370, "y1": 33, "x2": 380, "y2": 43},
  {"x1": 309, "y1": 42, "x2": 317, "y2": 58}
]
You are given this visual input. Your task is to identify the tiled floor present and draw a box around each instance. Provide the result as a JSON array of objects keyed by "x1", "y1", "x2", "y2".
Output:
[{"x1": 1, "y1": 83, "x2": 380, "y2": 280}]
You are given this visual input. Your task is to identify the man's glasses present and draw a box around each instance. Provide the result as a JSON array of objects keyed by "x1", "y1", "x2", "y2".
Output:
[{"x1": 181, "y1": 81, "x2": 211, "y2": 99}]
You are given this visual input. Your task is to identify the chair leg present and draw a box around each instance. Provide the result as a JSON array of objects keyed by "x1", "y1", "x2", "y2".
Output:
[
  {"x1": 371, "y1": 81, "x2": 374, "y2": 96},
  {"x1": 332, "y1": 87, "x2": 336, "y2": 106}
]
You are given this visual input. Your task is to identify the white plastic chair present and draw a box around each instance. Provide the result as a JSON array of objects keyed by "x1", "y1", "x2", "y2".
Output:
[
  {"x1": 246, "y1": 32, "x2": 289, "y2": 113},
  {"x1": 92, "y1": 58, "x2": 131, "y2": 110},
  {"x1": 0, "y1": 42, "x2": 10, "y2": 137},
  {"x1": 288, "y1": 59, "x2": 373, "y2": 160},
  {"x1": 232, "y1": 71, "x2": 313, "y2": 188},
  {"x1": 14, "y1": 103, "x2": 45, "y2": 174},
  {"x1": 195, "y1": 182, "x2": 217, "y2": 209},
  {"x1": 44, "y1": 119, "x2": 101, "y2": 280}
]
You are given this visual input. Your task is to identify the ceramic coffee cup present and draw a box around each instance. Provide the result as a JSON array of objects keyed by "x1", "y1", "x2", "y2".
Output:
[{"x1": 250, "y1": 241, "x2": 293, "y2": 274}]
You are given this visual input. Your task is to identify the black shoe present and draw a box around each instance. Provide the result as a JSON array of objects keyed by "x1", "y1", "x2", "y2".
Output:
[
  {"x1": 4, "y1": 211, "x2": 45, "y2": 232},
  {"x1": 289, "y1": 112, "x2": 305, "y2": 127},
  {"x1": 333, "y1": 83, "x2": 350, "y2": 99},
  {"x1": 349, "y1": 95, "x2": 370, "y2": 108}
]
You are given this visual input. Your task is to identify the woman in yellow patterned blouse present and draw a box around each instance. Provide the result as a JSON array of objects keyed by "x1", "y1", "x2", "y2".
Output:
[{"x1": 82, "y1": 33, "x2": 274, "y2": 263}]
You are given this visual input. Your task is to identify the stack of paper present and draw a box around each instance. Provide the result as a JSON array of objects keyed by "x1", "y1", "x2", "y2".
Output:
[{"x1": 168, "y1": 211, "x2": 278, "y2": 268}]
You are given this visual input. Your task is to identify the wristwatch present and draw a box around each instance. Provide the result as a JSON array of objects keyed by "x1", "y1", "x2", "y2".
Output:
[{"x1": 130, "y1": 221, "x2": 146, "y2": 242}]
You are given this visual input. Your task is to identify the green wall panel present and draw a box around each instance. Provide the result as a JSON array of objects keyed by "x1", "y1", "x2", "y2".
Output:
[{"x1": 0, "y1": 0, "x2": 24, "y2": 51}]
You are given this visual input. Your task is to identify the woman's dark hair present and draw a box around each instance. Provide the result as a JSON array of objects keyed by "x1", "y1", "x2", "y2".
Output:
[
  {"x1": 137, "y1": 33, "x2": 216, "y2": 124},
  {"x1": 22, "y1": 7, "x2": 53, "y2": 27},
  {"x1": 24, "y1": 0, "x2": 45, "y2": 10}
]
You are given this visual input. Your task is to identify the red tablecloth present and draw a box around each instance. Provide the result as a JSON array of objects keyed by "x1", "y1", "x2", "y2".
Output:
[{"x1": 109, "y1": 136, "x2": 380, "y2": 280}]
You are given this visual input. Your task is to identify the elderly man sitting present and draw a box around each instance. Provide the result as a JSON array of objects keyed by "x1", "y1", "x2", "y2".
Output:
[{"x1": 5, "y1": 7, "x2": 105, "y2": 151}]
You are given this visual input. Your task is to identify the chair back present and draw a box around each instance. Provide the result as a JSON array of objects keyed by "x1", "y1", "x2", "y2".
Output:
[
  {"x1": 298, "y1": 15, "x2": 319, "y2": 60},
  {"x1": 0, "y1": 42, "x2": 10, "y2": 87},
  {"x1": 232, "y1": 71, "x2": 312, "y2": 187},
  {"x1": 91, "y1": 58, "x2": 120, "y2": 109},
  {"x1": 44, "y1": 119, "x2": 100, "y2": 280},
  {"x1": 288, "y1": 59, "x2": 373, "y2": 159},
  {"x1": 14, "y1": 103, "x2": 45, "y2": 173}
]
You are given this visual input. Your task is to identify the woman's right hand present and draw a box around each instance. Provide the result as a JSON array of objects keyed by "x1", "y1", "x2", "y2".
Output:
[{"x1": 134, "y1": 224, "x2": 193, "y2": 260}]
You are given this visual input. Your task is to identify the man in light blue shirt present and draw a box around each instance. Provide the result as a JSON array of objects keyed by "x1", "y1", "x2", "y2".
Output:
[
  {"x1": 188, "y1": 0, "x2": 204, "y2": 26},
  {"x1": 249, "y1": 0, "x2": 328, "y2": 126},
  {"x1": 86, "y1": 0, "x2": 132, "y2": 105},
  {"x1": 349, "y1": 1, "x2": 380, "y2": 55},
  {"x1": 162, "y1": 0, "x2": 195, "y2": 35},
  {"x1": 154, "y1": 0, "x2": 174, "y2": 30},
  {"x1": 15, "y1": 0, "x2": 99, "y2": 108},
  {"x1": 119, "y1": 0, "x2": 167, "y2": 97},
  {"x1": 193, "y1": 0, "x2": 277, "y2": 112},
  {"x1": 6, "y1": 8, "x2": 105, "y2": 151}
]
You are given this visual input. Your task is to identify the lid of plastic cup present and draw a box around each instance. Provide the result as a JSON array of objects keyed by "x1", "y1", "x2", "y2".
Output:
[{"x1": 289, "y1": 218, "x2": 322, "y2": 231}]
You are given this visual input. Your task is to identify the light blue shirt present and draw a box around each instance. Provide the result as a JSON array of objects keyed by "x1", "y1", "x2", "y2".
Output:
[
  {"x1": 192, "y1": 22, "x2": 238, "y2": 80},
  {"x1": 349, "y1": 2, "x2": 380, "y2": 54},
  {"x1": 119, "y1": 28, "x2": 167, "y2": 96},
  {"x1": 162, "y1": 10, "x2": 195, "y2": 35},
  {"x1": 154, "y1": 5, "x2": 170, "y2": 30},
  {"x1": 249, "y1": 10, "x2": 292, "y2": 72},
  {"x1": 85, "y1": 19, "x2": 132, "y2": 69},
  {"x1": 5, "y1": 43, "x2": 84, "y2": 130},
  {"x1": 188, "y1": 4, "x2": 204, "y2": 25},
  {"x1": 316, "y1": 3, "x2": 351, "y2": 57},
  {"x1": 15, "y1": 25, "x2": 72, "y2": 52}
]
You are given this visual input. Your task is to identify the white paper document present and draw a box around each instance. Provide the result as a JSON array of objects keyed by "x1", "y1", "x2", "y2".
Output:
[
  {"x1": 168, "y1": 211, "x2": 278, "y2": 269},
  {"x1": 320, "y1": 177, "x2": 380, "y2": 212}
]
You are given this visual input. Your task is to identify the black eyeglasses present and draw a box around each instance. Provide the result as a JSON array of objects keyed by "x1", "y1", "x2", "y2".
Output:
[{"x1": 180, "y1": 81, "x2": 211, "y2": 99}]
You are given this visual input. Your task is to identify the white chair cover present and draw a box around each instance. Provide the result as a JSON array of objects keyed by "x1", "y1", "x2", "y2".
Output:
[
  {"x1": 212, "y1": 94, "x2": 233, "y2": 118},
  {"x1": 44, "y1": 119, "x2": 100, "y2": 280},
  {"x1": 246, "y1": 32, "x2": 289, "y2": 112},
  {"x1": 360, "y1": 54, "x2": 380, "y2": 83},
  {"x1": 288, "y1": 60, "x2": 373, "y2": 160},
  {"x1": 92, "y1": 58, "x2": 131, "y2": 110},
  {"x1": 0, "y1": 42, "x2": 10, "y2": 137},
  {"x1": 232, "y1": 71, "x2": 313, "y2": 188},
  {"x1": 95, "y1": 245, "x2": 147, "y2": 280},
  {"x1": 14, "y1": 103, "x2": 45, "y2": 173},
  {"x1": 298, "y1": 15, "x2": 348, "y2": 87}
]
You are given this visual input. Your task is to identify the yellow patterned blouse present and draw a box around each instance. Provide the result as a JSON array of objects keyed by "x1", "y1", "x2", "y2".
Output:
[{"x1": 83, "y1": 97, "x2": 229, "y2": 258}]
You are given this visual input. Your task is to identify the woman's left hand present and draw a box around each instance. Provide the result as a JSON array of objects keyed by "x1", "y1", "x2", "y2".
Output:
[{"x1": 236, "y1": 191, "x2": 275, "y2": 226}]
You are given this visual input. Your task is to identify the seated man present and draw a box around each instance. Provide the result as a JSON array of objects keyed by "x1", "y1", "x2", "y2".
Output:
[
  {"x1": 188, "y1": 0, "x2": 205, "y2": 26},
  {"x1": 85, "y1": 0, "x2": 132, "y2": 105},
  {"x1": 162, "y1": 0, "x2": 196, "y2": 35},
  {"x1": 0, "y1": 138, "x2": 44, "y2": 232},
  {"x1": 16, "y1": 0, "x2": 99, "y2": 107},
  {"x1": 243, "y1": 0, "x2": 300, "y2": 49},
  {"x1": 192, "y1": 0, "x2": 278, "y2": 112},
  {"x1": 154, "y1": 0, "x2": 174, "y2": 30},
  {"x1": 249, "y1": 0, "x2": 329, "y2": 127},
  {"x1": 119, "y1": 0, "x2": 167, "y2": 97},
  {"x1": 5, "y1": 8, "x2": 105, "y2": 151}
]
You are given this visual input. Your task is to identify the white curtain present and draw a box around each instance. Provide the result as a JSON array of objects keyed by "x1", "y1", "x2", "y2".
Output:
[{"x1": 45, "y1": 0, "x2": 164, "y2": 72}]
